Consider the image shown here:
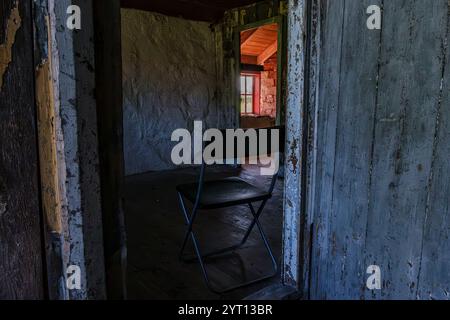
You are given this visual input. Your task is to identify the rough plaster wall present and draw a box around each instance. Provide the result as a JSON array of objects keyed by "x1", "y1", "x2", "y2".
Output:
[{"x1": 122, "y1": 9, "x2": 231, "y2": 175}]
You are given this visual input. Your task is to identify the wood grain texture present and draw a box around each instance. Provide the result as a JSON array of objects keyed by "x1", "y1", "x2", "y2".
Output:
[
  {"x1": 364, "y1": 0, "x2": 448, "y2": 300},
  {"x1": 283, "y1": 0, "x2": 307, "y2": 288},
  {"x1": 309, "y1": 0, "x2": 450, "y2": 300},
  {"x1": 309, "y1": 0, "x2": 346, "y2": 299},
  {"x1": 415, "y1": 1, "x2": 450, "y2": 300},
  {"x1": 325, "y1": 0, "x2": 381, "y2": 299},
  {"x1": 0, "y1": 0, "x2": 45, "y2": 299}
]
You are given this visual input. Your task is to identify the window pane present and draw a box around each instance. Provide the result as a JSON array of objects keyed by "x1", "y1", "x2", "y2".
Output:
[
  {"x1": 240, "y1": 74, "x2": 259, "y2": 114},
  {"x1": 240, "y1": 76, "x2": 246, "y2": 94},
  {"x1": 246, "y1": 76, "x2": 253, "y2": 94},
  {"x1": 246, "y1": 95, "x2": 253, "y2": 113},
  {"x1": 240, "y1": 96, "x2": 246, "y2": 113}
]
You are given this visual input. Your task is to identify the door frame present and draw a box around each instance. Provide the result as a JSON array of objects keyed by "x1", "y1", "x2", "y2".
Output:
[
  {"x1": 282, "y1": 0, "x2": 313, "y2": 294},
  {"x1": 230, "y1": 0, "x2": 315, "y2": 296},
  {"x1": 34, "y1": 0, "x2": 315, "y2": 300},
  {"x1": 234, "y1": 15, "x2": 286, "y2": 127}
]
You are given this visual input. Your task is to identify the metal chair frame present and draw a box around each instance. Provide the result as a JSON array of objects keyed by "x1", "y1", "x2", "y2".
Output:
[{"x1": 177, "y1": 160, "x2": 279, "y2": 294}]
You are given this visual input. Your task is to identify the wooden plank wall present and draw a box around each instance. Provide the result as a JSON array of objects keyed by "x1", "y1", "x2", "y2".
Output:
[
  {"x1": 0, "y1": 0, "x2": 45, "y2": 299},
  {"x1": 309, "y1": 0, "x2": 450, "y2": 299}
]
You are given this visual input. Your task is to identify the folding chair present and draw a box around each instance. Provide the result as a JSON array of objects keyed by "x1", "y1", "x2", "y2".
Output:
[{"x1": 176, "y1": 127, "x2": 284, "y2": 294}]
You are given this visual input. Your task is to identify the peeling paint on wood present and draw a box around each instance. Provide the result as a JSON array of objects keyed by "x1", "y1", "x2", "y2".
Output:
[
  {"x1": 35, "y1": 16, "x2": 61, "y2": 234},
  {"x1": 31, "y1": 0, "x2": 107, "y2": 300},
  {"x1": 50, "y1": 0, "x2": 106, "y2": 299},
  {"x1": 33, "y1": 0, "x2": 66, "y2": 299},
  {"x1": 0, "y1": 1, "x2": 21, "y2": 91},
  {"x1": 283, "y1": 0, "x2": 307, "y2": 289},
  {"x1": 308, "y1": 0, "x2": 450, "y2": 300}
]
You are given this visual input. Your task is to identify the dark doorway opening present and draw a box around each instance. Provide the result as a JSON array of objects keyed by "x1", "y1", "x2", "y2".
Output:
[{"x1": 95, "y1": 0, "x2": 292, "y2": 300}]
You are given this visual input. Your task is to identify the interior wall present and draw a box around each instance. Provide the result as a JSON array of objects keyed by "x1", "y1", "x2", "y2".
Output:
[
  {"x1": 309, "y1": 0, "x2": 450, "y2": 300},
  {"x1": 121, "y1": 9, "x2": 231, "y2": 175}
]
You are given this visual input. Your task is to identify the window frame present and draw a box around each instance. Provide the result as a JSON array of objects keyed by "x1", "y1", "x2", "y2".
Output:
[{"x1": 240, "y1": 72, "x2": 261, "y2": 116}]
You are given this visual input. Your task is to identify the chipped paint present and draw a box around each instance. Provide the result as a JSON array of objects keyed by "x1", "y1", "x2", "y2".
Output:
[
  {"x1": 30, "y1": 0, "x2": 107, "y2": 299},
  {"x1": 44, "y1": 0, "x2": 106, "y2": 299},
  {"x1": 0, "y1": 1, "x2": 22, "y2": 91},
  {"x1": 288, "y1": 138, "x2": 299, "y2": 173},
  {"x1": 35, "y1": 12, "x2": 62, "y2": 233},
  {"x1": 282, "y1": 0, "x2": 307, "y2": 290}
]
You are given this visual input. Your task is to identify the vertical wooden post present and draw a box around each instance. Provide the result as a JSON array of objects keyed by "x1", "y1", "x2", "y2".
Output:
[
  {"x1": 0, "y1": 0, "x2": 45, "y2": 299},
  {"x1": 283, "y1": 0, "x2": 308, "y2": 290},
  {"x1": 32, "y1": 0, "x2": 107, "y2": 299}
]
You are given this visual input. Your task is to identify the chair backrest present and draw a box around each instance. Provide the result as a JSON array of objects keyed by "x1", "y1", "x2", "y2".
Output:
[{"x1": 193, "y1": 126, "x2": 285, "y2": 206}]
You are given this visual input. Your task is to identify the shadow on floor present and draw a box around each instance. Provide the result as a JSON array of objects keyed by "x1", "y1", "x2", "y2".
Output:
[{"x1": 124, "y1": 165, "x2": 284, "y2": 300}]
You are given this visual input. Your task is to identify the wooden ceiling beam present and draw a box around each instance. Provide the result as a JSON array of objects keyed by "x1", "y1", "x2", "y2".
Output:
[
  {"x1": 241, "y1": 29, "x2": 258, "y2": 48},
  {"x1": 241, "y1": 55, "x2": 258, "y2": 65},
  {"x1": 257, "y1": 40, "x2": 277, "y2": 65}
]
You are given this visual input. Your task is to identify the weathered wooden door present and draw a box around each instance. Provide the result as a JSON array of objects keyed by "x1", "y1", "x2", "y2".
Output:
[
  {"x1": 308, "y1": 0, "x2": 450, "y2": 299},
  {"x1": 0, "y1": 0, "x2": 45, "y2": 299}
]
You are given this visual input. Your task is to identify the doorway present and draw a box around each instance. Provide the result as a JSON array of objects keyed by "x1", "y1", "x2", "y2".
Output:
[
  {"x1": 118, "y1": 7, "x2": 285, "y2": 299},
  {"x1": 239, "y1": 22, "x2": 281, "y2": 129},
  {"x1": 93, "y1": 0, "x2": 307, "y2": 300},
  {"x1": 31, "y1": 0, "x2": 308, "y2": 301}
]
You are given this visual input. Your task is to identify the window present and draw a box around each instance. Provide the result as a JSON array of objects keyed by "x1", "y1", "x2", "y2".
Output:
[{"x1": 240, "y1": 73, "x2": 260, "y2": 115}]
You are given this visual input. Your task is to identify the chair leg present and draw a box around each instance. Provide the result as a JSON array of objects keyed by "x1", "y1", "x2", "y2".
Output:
[
  {"x1": 239, "y1": 199, "x2": 268, "y2": 246},
  {"x1": 248, "y1": 203, "x2": 278, "y2": 272},
  {"x1": 177, "y1": 192, "x2": 217, "y2": 293},
  {"x1": 178, "y1": 192, "x2": 194, "y2": 258},
  {"x1": 177, "y1": 193, "x2": 278, "y2": 294},
  {"x1": 180, "y1": 199, "x2": 268, "y2": 263},
  {"x1": 178, "y1": 192, "x2": 201, "y2": 260}
]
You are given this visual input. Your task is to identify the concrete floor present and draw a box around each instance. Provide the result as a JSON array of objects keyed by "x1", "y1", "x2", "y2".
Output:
[{"x1": 124, "y1": 165, "x2": 284, "y2": 300}]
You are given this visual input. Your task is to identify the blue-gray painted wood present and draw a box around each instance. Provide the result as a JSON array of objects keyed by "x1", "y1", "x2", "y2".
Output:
[
  {"x1": 415, "y1": 2, "x2": 450, "y2": 300},
  {"x1": 364, "y1": 0, "x2": 448, "y2": 300},
  {"x1": 309, "y1": 0, "x2": 347, "y2": 299},
  {"x1": 307, "y1": 0, "x2": 450, "y2": 299},
  {"x1": 284, "y1": 0, "x2": 307, "y2": 288},
  {"x1": 47, "y1": 0, "x2": 106, "y2": 299},
  {"x1": 325, "y1": 0, "x2": 382, "y2": 299}
]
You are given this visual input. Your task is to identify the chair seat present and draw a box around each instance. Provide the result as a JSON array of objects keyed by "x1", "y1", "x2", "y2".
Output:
[{"x1": 176, "y1": 177, "x2": 271, "y2": 209}]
